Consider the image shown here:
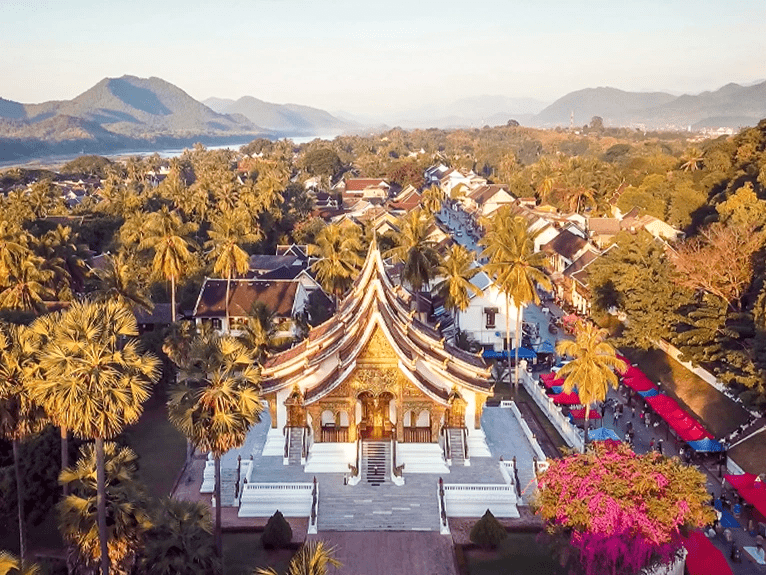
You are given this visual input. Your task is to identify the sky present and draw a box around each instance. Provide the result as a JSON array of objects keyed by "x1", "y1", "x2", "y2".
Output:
[{"x1": 2, "y1": 0, "x2": 765, "y2": 116}]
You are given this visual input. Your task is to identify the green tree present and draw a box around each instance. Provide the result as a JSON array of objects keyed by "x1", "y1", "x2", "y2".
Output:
[
  {"x1": 205, "y1": 210, "x2": 259, "y2": 331},
  {"x1": 167, "y1": 334, "x2": 263, "y2": 559},
  {"x1": 469, "y1": 509, "x2": 507, "y2": 549},
  {"x1": 238, "y1": 302, "x2": 293, "y2": 364},
  {"x1": 0, "y1": 323, "x2": 48, "y2": 566},
  {"x1": 480, "y1": 208, "x2": 550, "y2": 388},
  {"x1": 555, "y1": 321, "x2": 626, "y2": 448},
  {"x1": 33, "y1": 300, "x2": 160, "y2": 575},
  {"x1": 139, "y1": 207, "x2": 196, "y2": 322},
  {"x1": 420, "y1": 185, "x2": 444, "y2": 217},
  {"x1": 58, "y1": 443, "x2": 151, "y2": 575},
  {"x1": 92, "y1": 251, "x2": 154, "y2": 313},
  {"x1": 434, "y1": 244, "x2": 483, "y2": 332},
  {"x1": 0, "y1": 552, "x2": 40, "y2": 575},
  {"x1": 716, "y1": 182, "x2": 766, "y2": 228},
  {"x1": 386, "y1": 209, "x2": 441, "y2": 319},
  {"x1": 142, "y1": 498, "x2": 219, "y2": 575},
  {"x1": 0, "y1": 252, "x2": 54, "y2": 313},
  {"x1": 254, "y1": 541, "x2": 341, "y2": 575},
  {"x1": 309, "y1": 224, "x2": 364, "y2": 303}
]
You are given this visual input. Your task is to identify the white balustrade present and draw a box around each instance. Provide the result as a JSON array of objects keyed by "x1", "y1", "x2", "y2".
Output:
[{"x1": 238, "y1": 482, "x2": 314, "y2": 518}]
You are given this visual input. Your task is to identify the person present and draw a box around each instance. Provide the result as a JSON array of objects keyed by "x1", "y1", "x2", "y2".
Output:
[
  {"x1": 626, "y1": 421, "x2": 633, "y2": 435},
  {"x1": 613, "y1": 410, "x2": 620, "y2": 426},
  {"x1": 649, "y1": 438, "x2": 655, "y2": 451},
  {"x1": 657, "y1": 438, "x2": 663, "y2": 454},
  {"x1": 679, "y1": 445, "x2": 686, "y2": 461}
]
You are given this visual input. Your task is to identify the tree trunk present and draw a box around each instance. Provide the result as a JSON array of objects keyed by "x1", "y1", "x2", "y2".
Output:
[
  {"x1": 214, "y1": 455, "x2": 223, "y2": 560},
  {"x1": 514, "y1": 304, "x2": 524, "y2": 389},
  {"x1": 225, "y1": 270, "x2": 232, "y2": 334},
  {"x1": 505, "y1": 294, "x2": 512, "y2": 390},
  {"x1": 171, "y1": 276, "x2": 177, "y2": 323},
  {"x1": 96, "y1": 437, "x2": 109, "y2": 575},
  {"x1": 13, "y1": 440, "x2": 27, "y2": 567},
  {"x1": 61, "y1": 426, "x2": 69, "y2": 496},
  {"x1": 583, "y1": 405, "x2": 590, "y2": 453}
]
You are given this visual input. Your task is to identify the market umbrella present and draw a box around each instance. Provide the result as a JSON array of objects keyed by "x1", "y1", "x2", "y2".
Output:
[
  {"x1": 589, "y1": 427, "x2": 621, "y2": 441},
  {"x1": 551, "y1": 391, "x2": 581, "y2": 405},
  {"x1": 535, "y1": 340, "x2": 556, "y2": 354},
  {"x1": 682, "y1": 531, "x2": 734, "y2": 575},
  {"x1": 687, "y1": 438, "x2": 723, "y2": 453},
  {"x1": 569, "y1": 407, "x2": 601, "y2": 420},
  {"x1": 510, "y1": 347, "x2": 536, "y2": 360}
]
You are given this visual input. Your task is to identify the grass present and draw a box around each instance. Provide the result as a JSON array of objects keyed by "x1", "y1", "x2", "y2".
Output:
[
  {"x1": 122, "y1": 388, "x2": 187, "y2": 498},
  {"x1": 463, "y1": 532, "x2": 567, "y2": 575},
  {"x1": 223, "y1": 533, "x2": 294, "y2": 575}
]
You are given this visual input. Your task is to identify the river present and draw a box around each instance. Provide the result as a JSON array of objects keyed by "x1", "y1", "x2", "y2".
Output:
[{"x1": 0, "y1": 134, "x2": 338, "y2": 171}]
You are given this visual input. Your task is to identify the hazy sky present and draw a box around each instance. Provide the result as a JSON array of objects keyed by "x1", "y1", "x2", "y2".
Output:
[{"x1": 3, "y1": 0, "x2": 765, "y2": 115}]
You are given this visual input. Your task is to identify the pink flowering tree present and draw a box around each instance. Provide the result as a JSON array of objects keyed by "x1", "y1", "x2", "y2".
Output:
[{"x1": 534, "y1": 442, "x2": 715, "y2": 575}]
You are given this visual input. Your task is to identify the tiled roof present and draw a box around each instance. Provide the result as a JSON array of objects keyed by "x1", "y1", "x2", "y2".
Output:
[
  {"x1": 249, "y1": 254, "x2": 300, "y2": 272},
  {"x1": 542, "y1": 229, "x2": 588, "y2": 260},
  {"x1": 588, "y1": 218, "x2": 621, "y2": 235},
  {"x1": 134, "y1": 303, "x2": 174, "y2": 325},
  {"x1": 468, "y1": 184, "x2": 511, "y2": 205},
  {"x1": 194, "y1": 278, "x2": 298, "y2": 318},
  {"x1": 344, "y1": 178, "x2": 389, "y2": 192},
  {"x1": 563, "y1": 249, "x2": 600, "y2": 283}
]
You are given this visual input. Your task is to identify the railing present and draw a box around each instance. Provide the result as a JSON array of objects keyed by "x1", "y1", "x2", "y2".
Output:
[
  {"x1": 443, "y1": 427, "x2": 451, "y2": 462},
  {"x1": 391, "y1": 440, "x2": 405, "y2": 484},
  {"x1": 301, "y1": 426, "x2": 310, "y2": 462},
  {"x1": 461, "y1": 427, "x2": 469, "y2": 461},
  {"x1": 520, "y1": 371, "x2": 584, "y2": 452},
  {"x1": 308, "y1": 476, "x2": 318, "y2": 535},
  {"x1": 283, "y1": 427, "x2": 290, "y2": 465},
  {"x1": 321, "y1": 426, "x2": 349, "y2": 443},
  {"x1": 348, "y1": 437, "x2": 361, "y2": 478},
  {"x1": 403, "y1": 427, "x2": 431, "y2": 443},
  {"x1": 438, "y1": 477, "x2": 450, "y2": 534}
]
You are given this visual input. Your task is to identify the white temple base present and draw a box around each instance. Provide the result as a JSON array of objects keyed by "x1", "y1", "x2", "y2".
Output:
[
  {"x1": 262, "y1": 428, "x2": 285, "y2": 457},
  {"x1": 397, "y1": 443, "x2": 449, "y2": 474},
  {"x1": 467, "y1": 428, "x2": 492, "y2": 458},
  {"x1": 304, "y1": 442, "x2": 356, "y2": 473}
]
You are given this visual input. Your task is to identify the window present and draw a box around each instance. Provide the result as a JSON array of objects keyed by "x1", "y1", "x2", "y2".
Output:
[
  {"x1": 211, "y1": 318, "x2": 222, "y2": 330},
  {"x1": 484, "y1": 307, "x2": 498, "y2": 329}
]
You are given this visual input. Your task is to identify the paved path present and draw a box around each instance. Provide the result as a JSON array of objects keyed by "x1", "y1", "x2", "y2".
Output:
[{"x1": 308, "y1": 531, "x2": 458, "y2": 575}]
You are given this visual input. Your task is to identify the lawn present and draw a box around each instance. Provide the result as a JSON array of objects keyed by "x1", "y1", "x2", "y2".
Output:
[
  {"x1": 223, "y1": 533, "x2": 294, "y2": 575},
  {"x1": 624, "y1": 347, "x2": 750, "y2": 437},
  {"x1": 462, "y1": 532, "x2": 567, "y2": 575},
  {"x1": 121, "y1": 388, "x2": 187, "y2": 498}
]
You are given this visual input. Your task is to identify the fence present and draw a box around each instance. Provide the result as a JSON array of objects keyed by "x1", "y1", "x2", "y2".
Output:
[
  {"x1": 519, "y1": 371, "x2": 584, "y2": 452},
  {"x1": 238, "y1": 482, "x2": 314, "y2": 518}
]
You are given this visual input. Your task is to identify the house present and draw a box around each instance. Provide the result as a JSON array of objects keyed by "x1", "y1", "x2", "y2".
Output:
[
  {"x1": 541, "y1": 226, "x2": 592, "y2": 274},
  {"x1": 587, "y1": 218, "x2": 621, "y2": 248},
  {"x1": 133, "y1": 303, "x2": 176, "y2": 333},
  {"x1": 462, "y1": 185, "x2": 515, "y2": 217},
  {"x1": 424, "y1": 164, "x2": 452, "y2": 186},
  {"x1": 439, "y1": 169, "x2": 487, "y2": 198},
  {"x1": 455, "y1": 271, "x2": 520, "y2": 352},
  {"x1": 562, "y1": 250, "x2": 601, "y2": 315},
  {"x1": 335, "y1": 178, "x2": 390, "y2": 206},
  {"x1": 388, "y1": 187, "x2": 422, "y2": 213}
]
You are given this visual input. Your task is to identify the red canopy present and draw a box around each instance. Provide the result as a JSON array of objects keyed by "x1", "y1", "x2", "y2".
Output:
[
  {"x1": 540, "y1": 372, "x2": 557, "y2": 383},
  {"x1": 561, "y1": 314, "x2": 579, "y2": 325},
  {"x1": 622, "y1": 365, "x2": 645, "y2": 379},
  {"x1": 682, "y1": 531, "x2": 734, "y2": 575},
  {"x1": 644, "y1": 394, "x2": 712, "y2": 442},
  {"x1": 543, "y1": 377, "x2": 566, "y2": 389},
  {"x1": 725, "y1": 473, "x2": 766, "y2": 519},
  {"x1": 616, "y1": 353, "x2": 631, "y2": 364},
  {"x1": 552, "y1": 391, "x2": 581, "y2": 405},
  {"x1": 623, "y1": 374, "x2": 656, "y2": 393},
  {"x1": 569, "y1": 407, "x2": 601, "y2": 419}
]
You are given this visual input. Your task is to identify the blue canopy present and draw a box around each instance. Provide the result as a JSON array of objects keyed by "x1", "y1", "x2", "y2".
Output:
[
  {"x1": 482, "y1": 347, "x2": 537, "y2": 360},
  {"x1": 535, "y1": 340, "x2": 556, "y2": 354},
  {"x1": 589, "y1": 427, "x2": 621, "y2": 441},
  {"x1": 687, "y1": 438, "x2": 723, "y2": 453},
  {"x1": 511, "y1": 347, "x2": 537, "y2": 359},
  {"x1": 638, "y1": 387, "x2": 659, "y2": 398}
]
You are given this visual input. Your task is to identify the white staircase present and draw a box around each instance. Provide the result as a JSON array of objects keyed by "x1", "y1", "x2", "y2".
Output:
[
  {"x1": 287, "y1": 427, "x2": 303, "y2": 465},
  {"x1": 396, "y1": 443, "x2": 449, "y2": 474},
  {"x1": 447, "y1": 428, "x2": 467, "y2": 466},
  {"x1": 363, "y1": 440, "x2": 389, "y2": 484}
]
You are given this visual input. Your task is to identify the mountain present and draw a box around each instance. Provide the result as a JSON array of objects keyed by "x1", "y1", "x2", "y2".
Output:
[
  {"x1": 533, "y1": 82, "x2": 766, "y2": 129},
  {"x1": 205, "y1": 96, "x2": 354, "y2": 135},
  {"x1": 533, "y1": 87, "x2": 677, "y2": 127},
  {"x1": 0, "y1": 76, "x2": 267, "y2": 161}
]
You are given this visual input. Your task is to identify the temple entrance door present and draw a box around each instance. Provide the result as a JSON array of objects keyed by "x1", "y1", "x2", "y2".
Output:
[{"x1": 358, "y1": 391, "x2": 395, "y2": 439}]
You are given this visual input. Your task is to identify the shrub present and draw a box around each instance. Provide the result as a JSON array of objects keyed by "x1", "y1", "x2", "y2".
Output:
[
  {"x1": 469, "y1": 509, "x2": 507, "y2": 549},
  {"x1": 261, "y1": 511, "x2": 293, "y2": 549}
]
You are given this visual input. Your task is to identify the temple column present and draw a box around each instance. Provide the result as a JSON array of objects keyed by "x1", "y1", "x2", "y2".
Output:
[
  {"x1": 396, "y1": 393, "x2": 404, "y2": 442},
  {"x1": 306, "y1": 405, "x2": 322, "y2": 441},
  {"x1": 348, "y1": 400, "x2": 357, "y2": 442},
  {"x1": 475, "y1": 394, "x2": 486, "y2": 430},
  {"x1": 268, "y1": 395, "x2": 278, "y2": 429}
]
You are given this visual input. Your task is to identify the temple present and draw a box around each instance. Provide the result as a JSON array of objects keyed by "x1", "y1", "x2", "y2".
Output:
[{"x1": 257, "y1": 240, "x2": 494, "y2": 474}]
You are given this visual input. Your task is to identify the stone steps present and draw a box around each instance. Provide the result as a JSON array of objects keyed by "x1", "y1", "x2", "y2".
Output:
[
  {"x1": 448, "y1": 429, "x2": 465, "y2": 466},
  {"x1": 363, "y1": 441, "x2": 389, "y2": 484},
  {"x1": 288, "y1": 428, "x2": 303, "y2": 465}
]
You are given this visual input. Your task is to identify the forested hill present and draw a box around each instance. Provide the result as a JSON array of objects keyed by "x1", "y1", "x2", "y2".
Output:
[
  {"x1": 534, "y1": 81, "x2": 766, "y2": 130},
  {"x1": 204, "y1": 96, "x2": 354, "y2": 135},
  {"x1": 0, "y1": 76, "x2": 268, "y2": 162}
]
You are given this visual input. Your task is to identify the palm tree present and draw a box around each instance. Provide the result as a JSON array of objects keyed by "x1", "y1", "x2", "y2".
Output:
[
  {"x1": 33, "y1": 300, "x2": 160, "y2": 575},
  {"x1": 0, "y1": 552, "x2": 40, "y2": 575},
  {"x1": 0, "y1": 323, "x2": 48, "y2": 566},
  {"x1": 254, "y1": 540, "x2": 341, "y2": 575},
  {"x1": 139, "y1": 207, "x2": 195, "y2": 322},
  {"x1": 421, "y1": 185, "x2": 444, "y2": 217},
  {"x1": 205, "y1": 210, "x2": 260, "y2": 331},
  {"x1": 238, "y1": 301, "x2": 294, "y2": 364},
  {"x1": 0, "y1": 252, "x2": 54, "y2": 313},
  {"x1": 480, "y1": 208, "x2": 551, "y2": 389},
  {"x1": 92, "y1": 251, "x2": 154, "y2": 313},
  {"x1": 58, "y1": 443, "x2": 152, "y2": 575},
  {"x1": 386, "y1": 209, "x2": 441, "y2": 319},
  {"x1": 555, "y1": 321, "x2": 627, "y2": 449},
  {"x1": 0, "y1": 222, "x2": 30, "y2": 280},
  {"x1": 680, "y1": 147, "x2": 704, "y2": 172},
  {"x1": 142, "y1": 498, "x2": 219, "y2": 575},
  {"x1": 309, "y1": 224, "x2": 364, "y2": 304},
  {"x1": 167, "y1": 333, "x2": 264, "y2": 559},
  {"x1": 32, "y1": 225, "x2": 90, "y2": 298},
  {"x1": 562, "y1": 185, "x2": 596, "y2": 215},
  {"x1": 434, "y1": 244, "x2": 483, "y2": 333}
]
